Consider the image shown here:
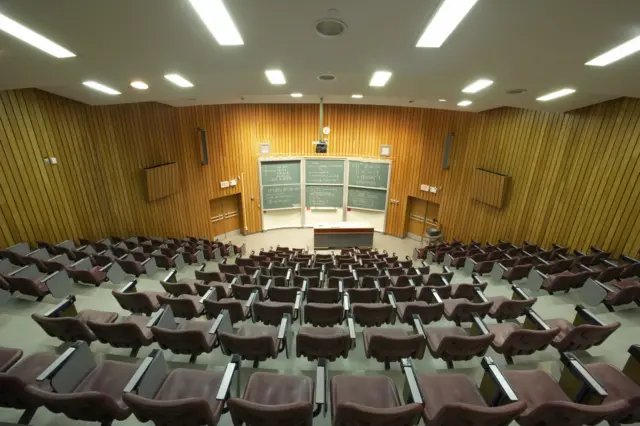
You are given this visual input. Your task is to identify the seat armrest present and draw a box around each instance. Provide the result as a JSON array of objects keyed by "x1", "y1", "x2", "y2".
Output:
[
  {"x1": 471, "y1": 273, "x2": 481, "y2": 284},
  {"x1": 384, "y1": 269, "x2": 391, "y2": 279},
  {"x1": 210, "y1": 309, "x2": 233, "y2": 335},
  {"x1": 343, "y1": 292, "x2": 350, "y2": 314},
  {"x1": 277, "y1": 313, "x2": 292, "y2": 357},
  {"x1": 263, "y1": 278, "x2": 273, "y2": 292},
  {"x1": 124, "y1": 349, "x2": 169, "y2": 398},
  {"x1": 595, "y1": 280, "x2": 616, "y2": 293},
  {"x1": 347, "y1": 314, "x2": 356, "y2": 348},
  {"x1": 197, "y1": 263, "x2": 206, "y2": 272},
  {"x1": 200, "y1": 288, "x2": 217, "y2": 303},
  {"x1": 430, "y1": 288, "x2": 443, "y2": 304},
  {"x1": 352, "y1": 270, "x2": 358, "y2": 281},
  {"x1": 480, "y1": 356, "x2": 519, "y2": 405},
  {"x1": 536, "y1": 256, "x2": 550, "y2": 265},
  {"x1": 535, "y1": 268, "x2": 549, "y2": 280},
  {"x1": 560, "y1": 352, "x2": 607, "y2": 403},
  {"x1": 574, "y1": 304, "x2": 606, "y2": 326},
  {"x1": 147, "y1": 308, "x2": 165, "y2": 327},
  {"x1": 511, "y1": 285, "x2": 530, "y2": 301},
  {"x1": 574, "y1": 250, "x2": 586, "y2": 256},
  {"x1": 440, "y1": 276, "x2": 450, "y2": 286},
  {"x1": 313, "y1": 359, "x2": 328, "y2": 417},
  {"x1": 99, "y1": 262, "x2": 113, "y2": 272},
  {"x1": 411, "y1": 314, "x2": 426, "y2": 339},
  {"x1": 245, "y1": 290, "x2": 259, "y2": 317},
  {"x1": 37, "y1": 341, "x2": 96, "y2": 393},
  {"x1": 590, "y1": 246, "x2": 604, "y2": 254},
  {"x1": 628, "y1": 344, "x2": 640, "y2": 361},
  {"x1": 401, "y1": 358, "x2": 424, "y2": 405},
  {"x1": 216, "y1": 354, "x2": 242, "y2": 400},
  {"x1": 121, "y1": 279, "x2": 138, "y2": 293},
  {"x1": 338, "y1": 278, "x2": 344, "y2": 293},
  {"x1": 294, "y1": 291, "x2": 303, "y2": 318},
  {"x1": 164, "y1": 269, "x2": 177, "y2": 283},
  {"x1": 601, "y1": 259, "x2": 617, "y2": 268},
  {"x1": 44, "y1": 295, "x2": 77, "y2": 317},
  {"x1": 286, "y1": 269, "x2": 292, "y2": 282},
  {"x1": 471, "y1": 313, "x2": 491, "y2": 335},
  {"x1": 621, "y1": 255, "x2": 639, "y2": 264},
  {"x1": 523, "y1": 308, "x2": 550, "y2": 330},
  {"x1": 388, "y1": 292, "x2": 397, "y2": 309},
  {"x1": 474, "y1": 287, "x2": 489, "y2": 303}
]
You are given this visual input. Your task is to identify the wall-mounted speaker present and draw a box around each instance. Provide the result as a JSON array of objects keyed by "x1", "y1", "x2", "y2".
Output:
[
  {"x1": 198, "y1": 128, "x2": 209, "y2": 166},
  {"x1": 442, "y1": 132, "x2": 453, "y2": 169}
]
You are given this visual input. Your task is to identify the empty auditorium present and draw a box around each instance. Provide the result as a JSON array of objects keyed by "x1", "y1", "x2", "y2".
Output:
[{"x1": 1, "y1": 1, "x2": 640, "y2": 425}]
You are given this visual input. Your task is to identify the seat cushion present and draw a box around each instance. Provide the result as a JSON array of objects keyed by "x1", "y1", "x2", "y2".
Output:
[
  {"x1": 545, "y1": 318, "x2": 574, "y2": 343},
  {"x1": 77, "y1": 309, "x2": 119, "y2": 324},
  {"x1": 503, "y1": 370, "x2": 571, "y2": 417},
  {"x1": 331, "y1": 374, "x2": 400, "y2": 418},
  {"x1": 243, "y1": 372, "x2": 313, "y2": 406},
  {"x1": 486, "y1": 323, "x2": 520, "y2": 347},
  {"x1": 418, "y1": 373, "x2": 487, "y2": 421},
  {"x1": 0, "y1": 347, "x2": 23, "y2": 372},
  {"x1": 156, "y1": 368, "x2": 224, "y2": 406},
  {"x1": 584, "y1": 363, "x2": 640, "y2": 407},
  {"x1": 74, "y1": 360, "x2": 139, "y2": 416},
  {"x1": 125, "y1": 315, "x2": 155, "y2": 341},
  {"x1": 424, "y1": 326, "x2": 467, "y2": 352},
  {"x1": 487, "y1": 296, "x2": 509, "y2": 316},
  {"x1": 237, "y1": 324, "x2": 279, "y2": 349},
  {"x1": 181, "y1": 320, "x2": 216, "y2": 347},
  {"x1": 443, "y1": 298, "x2": 464, "y2": 316}
]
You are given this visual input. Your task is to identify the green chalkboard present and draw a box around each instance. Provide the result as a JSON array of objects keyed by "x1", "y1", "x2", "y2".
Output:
[
  {"x1": 305, "y1": 160, "x2": 344, "y2": 184},
  {"x1": 348, "y1": 161, "x2": 389, "y2": 188},
  {"x1": 306, "y1": 185, "x2": 343, "y2": 208},
  {"x1": 261, "y1": 161, "x2": 301, "y2": 185},
  {"x1": 347, "y1": 187, "x2": 387, "y2": 211},
  {"x1": 263, "y1": 185, "x2": 301, "y2": 210}
]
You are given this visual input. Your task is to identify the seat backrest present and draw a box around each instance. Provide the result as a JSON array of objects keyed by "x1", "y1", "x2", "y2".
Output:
[
  {"x1": 398, "y1": 301, "x2": 444, "y2": 324},
  {"x1": 5, "y1": 275, "x2": 48, "y2": 298},
  {"x1": 347, "y1": 288, "x2": 379, "y2": 304},
  {"x1": 303, "y1": 303, "x2": 343, "y2": 327},
  {"x1": 434, "y1": 333, "x2": 495, "y2": 359},
  {"x1": 555, "y1": 322, "x2": 621, "y2": 351},
  {"x1": 334, "y1": 402, "x2": 423, "y2": 426},
  {"x1": 228, "y1": 397, "x2": 312, "y2": 426},
  {"x1": 194, "y1": 270, "x2": 222, "y2": 284},
  {"x1": 368, "y1": 332, "x2": 425, "y2": 361},
  {"x1": 0, "y1": 249, "x2": 26, "y2": 266},
  {"x1": 232, "y1": 284, "x2": 264, "y2": 301},
  {"x1": 123, "y1": 392, "x2": 216, "y2": 426},
  {"x1": 31, "y1": 314, "x2": 95, "y2": 342},
  {"x1": 151, "y1": 327, "x2": 210, "y2": 355},
  {"x1": 424, "y1": 272, "x2": 454, "y2": 287},
  {"x1": 112, "y1": 291, "x2": 157, "y2": 315},
  {"x1": 160, "y1": 281, "x2": 195, "y2": 297},
  {"x1": 431, "y1": 401, "x2": 526, "y2": 426},
  {"x1": 328, "y1": 276, "x2": 356, "y2": 289},
  {"x1": 501, "y1": 328, "x2": 560, "y2": 354},
  {"x1": 452, "y1": 283, "x2": 487, "y2": 300},
  {"x1": 157, "y1": 296, "x2": 201, "y2": 320},
  {"x1": 296, "y1": 327, "x2": 350, "y2": 361},
  {"x1": 385, "y1": 286, "x2": 416, "y2": 302},
  {"x1": 448, "y1": 300, "x2": 493, "y2": 322},
  {"x1": 253, "y1": 301, "x2": 293, "y2": 326},
  {"x1": 87, "y1": 321, "x2": 146, "y2": 348},
  {"x1": 352, "y1": 304, "x2": 393, "y2": 327},
  {"x1": 294, "y1": 275, "x2": 319, "y2": 288},
  {"x1": 608, "y1": 283, "x2": 640, "y2": 305},
  {"x1": 621, "y1": 262, "x2": 640, "y2": 279},
  {"x1": 202, "y1": 299, "x2": 246, "y2": 323},
  {"x1": 272, "y1": 266, "x2": 290, "y2": 277},
  {"x1": 117, "y1": 259, "x2": 144, "y2": 276},
  {"x1": 307, "y1": 288, "x2": 340, "y2": 304},
  {"x1": 218, "y1": 332, "x2": 276, "y2": 361},
  {"x1": 220, "y1": 264, "x2": 241, "y2": 275},
  {"x1": 268, "y1": 286, "x2": 299, "y2": 303},
  {"x1": 328, "y1": 269, "x2": 352, "y2": 278},
  {"x1": 597, "y1": 266, "x2": 626, "y2": 283},
  {"x1": 492, "y1": 298, "x2": 537, "y2": 320},
  {"x1": 299, "y1": 267, "x2": 321, "y2": 278},
  {"x1": 394, "y1": 275, "x2": 420, "y2": 287},
  {"x1": 386, "y1": 267, "x2": 403, "y2": 277},
  {"x1": 525, "y1": 400, "x2": 627, "y2": 426}
]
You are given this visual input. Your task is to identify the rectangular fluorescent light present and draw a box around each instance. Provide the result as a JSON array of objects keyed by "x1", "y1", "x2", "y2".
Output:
[
  {"x1": 82, "y1": 81, "x2": 121, "y2": 95},
  {"x1": 457, "y1": 100, "x2": 472, "y2": 106},
  {"x1": 189, "y1": 0, "x2": 243, "y2": 46},
  {"x1": 0, "y1": 12, "x2": 75, "y2": 58},
  {"x1": 462, "y1": 79, "x2": 493, "y2": 93},
  {"x1": 351, "y1": 94, "x2": 363, "y2": 99},
  {"x1": 290, "y1": 93, "x2": 303, "y2": 98},
  {"x1": 536, "y1": 88, "x2": 576, "y2": 102},
  {"x1": 265, "y1": 69, "x2": 286, "y2": 85},
  {"x1": 369, "y1": 71, "x2": 392, "y2": 87},
  {"x1": 165, "y1": 74, "x2": 194, "y2": 87},
  {"x1": 416, "y1": 0, "x2": 478, "y2": 48},
  {"x1": 585, "y1": 35, "x2": 640, "y2": 66}
]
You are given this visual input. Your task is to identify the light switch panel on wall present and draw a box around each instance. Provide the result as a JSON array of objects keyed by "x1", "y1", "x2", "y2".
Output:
[
  {"x1": 230, "y1": 179, "x2": 237, "y2": 186},
  {"x1": 220, "y1": 181, "x2": 230, "y2": 188}
]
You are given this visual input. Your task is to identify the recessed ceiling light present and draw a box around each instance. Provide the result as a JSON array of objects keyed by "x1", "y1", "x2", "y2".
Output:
[
  {"x1": 0, "y1": 12, "x2": 75, "y2": 58},
  {"x1": 130, "y1": 80, "x2": 149, "y2": 90},
  {"x1": 457, "y1": 100, "x2": 472, "y2": 107},
  {"x1": 165, "y1": 74, "x2": 194, "y2": 87},
  {"x1": 585, "y1": 35, "x2": 640, "y2": 66},
  {"x1": 290, "y1": 93, "x2": 303, "y2": 98},
  {"x1": 416, "y1": 0, "x2": 478, "y2": 48},
  {"x1": 438, "y1": 99, "x2": 447, "y2": 102},
  {"x1": 536, "y1": 88, "x2": 576, "y2": 102},
  {"x1": 265, "y1": 69, "x2": 286, "y2": 85},
  {"x1": 462, "y1": 79, "x2": 493, "y2": 93},
  {"x1": 351, "y1": 94, "x2": 363, "y2": 99},
  {"x1": 82, "y1": 81, "x2": 120, "y2": 95},
  {"x1": 189, "y1": 0, "x2": 243, "y2": 46},
  {"x1": 369, "y1": 71, "x2": 392, "y2": 87}
]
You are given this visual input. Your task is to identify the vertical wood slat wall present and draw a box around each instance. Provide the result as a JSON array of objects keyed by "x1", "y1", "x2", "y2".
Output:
[{"x1": 0, "y1": 89, "x2": 638, "y2": 256}]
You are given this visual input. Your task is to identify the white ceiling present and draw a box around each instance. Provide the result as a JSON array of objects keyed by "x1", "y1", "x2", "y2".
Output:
[{"x1": 1, "y1": 0, "x2": 639, "y2": 112}]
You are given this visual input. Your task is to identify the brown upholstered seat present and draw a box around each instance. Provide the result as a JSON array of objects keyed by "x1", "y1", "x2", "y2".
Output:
[
  {"x1": 112, "y1": 289, "x2": 165, "y2": 316},
  {"x1": 443, "y1": 298, "x2": 492, "y2": 325},
  {"x1": 487, "y1": 323, "x2": 560, "y2": 360},
  {"x1": 331, "y1": 374, "x2": 422, "y2": 426},
  {"x1": 381, "y1": 285, "x2": 416, "y2": 303},
  {"x1": 351, "y1": 303, "x2": 394, "y2": 327},
  {"x1": 0, "y1": 352, "x2": 57, "y2": 413},
  {"x1": 124, "y1": 368, "x2": 226, "y2": 426},
  {"x1": 151, "y1": 320, "x2": 217, "y2": 361},
  {"x1": 348, "y1": 287, "x2": 380, "y2": 303},
  {"x1": 32, "y1": 310, "x2": 118, "y2": 343},
  {"x1": 116, "y1": 258, "x2": 146, "y2": 276},
  {"x1": 68, "y1": 266, "x2": 107, "y2": 286},
  {"x1": 604, "y1": 280, "x2": 640, "y2": 307},
  {"x1": 450, "y1": 282, "x2": 487, "y2": 299},
  {"x1": 303, "y1": 303, "x2": 343, "y2": 327},
  {"x1": 268, "y1": 285, "x2": 299, "y2": 303},
  {"x1": 583, "y1": 363, "x2": 640, "y2": 424},
  {"x1": 545, "y1": 318, "x2": 620, "y2": 351},
  {"x1": 160, "y1": 279, "x2": 199, "y2": 296},
  {"x1": 418, "y1": 372, "x2": 526, "y2": 425},
  {"x1": 202, "y1": 297, "x2": 249, "y2": 322},
  {"x1": 425, "y1": 326, "x2": 494, "y2": 366},
  {"x1": 417, "y1": 284, "x2": 452, "y2": 300},
  {"x1": 232, "y1": 283, "x2": 266, "y2": 300},
  {"x1": 363, "y1": 327, "x2": 426, "y2": 364},
  {"x1": 296, "y1": 326, "x2": 351, "y2": 361},
  {"x1": 487, "y1": 296, "x2": 537, "y2": 321},
  {"x1": 0, "y1": 347, "x2": 22, "y2": 372},
  {"x1": 307, "y1": 288, "x2": 340, "y2": 304},
  {"x1": 157, "y1": 294, "x2": 204, "y2": 319},
  {"x1": 2, "y1": 274, "x2": 50, "y2": 299},
  {"x1": 153, "y1": 253, "x2": 177, "y2": 270},
  {"x1": 395, "y1": 301, "x2": 444, "y2": 324},
  {"x1": 228, "y1": 372, "x2": 314, "y2": 426},
  {"x1": 28, "y1": 360, "x2": 138, "y2": 423},
  {"x1": 503, "y1": 264, "x2": 535, "y2": 283},
  {"x1": 194, "y1": 270, "x2": 224, "y2": 284},
  {"x1": 253, "y1": 300, "x2": 294, "y2": 325},
  {"x1": 218, "y1": 324, "x2": 280, "y2": 362},
  {"x1": 87, "y1": 315, "x2": 155, "y2": 355},
  {"x1": 503, "y1": 369, "x2": 628, "y2": 426}
]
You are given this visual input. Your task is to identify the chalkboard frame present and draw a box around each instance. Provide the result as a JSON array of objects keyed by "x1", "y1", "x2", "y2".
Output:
[{"x1": 259, "y1": 158, "x2": 303, "y2": 212}]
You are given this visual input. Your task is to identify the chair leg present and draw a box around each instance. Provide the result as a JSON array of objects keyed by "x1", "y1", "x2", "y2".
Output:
[
  {"x1": 605, "y1": 304, "x2": 615, "y2": 313},
  {"x1": 18, "y1": 408, "x2": 36, "y2": 425},
  {"x1": 497, "y1": 319, "x2": 503, "y2": 323},
  {"x1": 455, "y1": 320, "x2": 461, "y2": 327},
  {"x1": 446, "y1": 360, "x2": 454, "y2": 369},
  {"x1": 547, "y1": 291, "x2": 554, "y2": 295},
  {"x1": 130, "y1": 346, "x2": 140, "y2": 357},
  {"x1": 253, "y1": 360, "x2": 260, "y2": 368},
  {"x1": 564, "y1": 289, "x2": 570, "y2": 294},
  {"x1": 635, "y1": 300, "x2": 640, "y2": 307},
  {"x1": 384, "y1": 359, "x2": 390, "y2": 371},
  {"x1": 504, "y1": 355, "x2": 514, "y2": 365},
  {"x1": 189, "y1": 354, "x2": 198, "y2": 363}
]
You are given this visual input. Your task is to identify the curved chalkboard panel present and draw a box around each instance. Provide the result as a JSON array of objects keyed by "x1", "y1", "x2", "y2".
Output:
[
  {"x1": 306, "y1": 185, "x2": 343, "y2": 208},
  {"x1": 306, "y1": 159, "x2": 344, "y2": 184},
  {"x1": 261, "y1": 161, "x2": 301, "y2": 185},
  {"x1": 262, "y1": 185, "x2": 301, "y2": 210},
  {"x1": 348, "y1": 161, "x2": 389, "y2": 189},
  {"x1": 347, "y1": 187, "x2": 387, "y2": 211}
]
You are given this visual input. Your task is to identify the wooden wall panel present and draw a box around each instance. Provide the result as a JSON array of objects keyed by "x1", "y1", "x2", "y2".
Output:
[{"x1": 0, "y1": 89, "x2": 638, "y2": 257}]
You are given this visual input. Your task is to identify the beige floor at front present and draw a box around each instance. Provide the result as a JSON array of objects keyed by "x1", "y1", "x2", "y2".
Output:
[{"x1": 0, "y1": 228, "x2": 638, "y2": 425}]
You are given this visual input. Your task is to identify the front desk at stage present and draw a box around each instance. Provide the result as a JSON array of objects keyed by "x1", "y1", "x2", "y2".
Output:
[{"x1": 313, "y1": 222, "x2": 374, "y2": 249}]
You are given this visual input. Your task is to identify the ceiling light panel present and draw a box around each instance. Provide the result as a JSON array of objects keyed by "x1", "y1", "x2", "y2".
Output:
[
  {"x1": 290, "y1": 93, "x2": 303, "y2": 98},
  {"x1": 351, "y1": 94, "x2": 363, "y2": 99},
  {"x1": 536, "y1": 88, "x2": 576, "y2": 101},
  {"x1": 265, "y1": 70, "x2": 286, "y2": 85},
  {"x1": 130, "y1": 81, "x2": 149, "y2": 90},
  {"x1": 585, "y1": 35, "x2": 640, "y2": 66},
  {"x1": 457, "y1": 100, "x2": 472, "y2": 106},
  {"x1": 369, "y1": 71, "x2": 392, "y2": 87},
  {"x1": 462, "y1": 79, "x2": 493, "y2": 93},
  {"x1": 189, "y1": 0, "x2": 243, "y2": 46},
  {"x1": 82, "y1": 81, "x2": 120, "y2": 95},
  {"x1": 0, "y1": 12, "x2": 75, "y2": 58},
  {"x1": 416, "y1": 0, "x2": 478, "y2": 48},
  {"x1": 165, "y1": 74, "x2": 194, "y2": 87}
]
